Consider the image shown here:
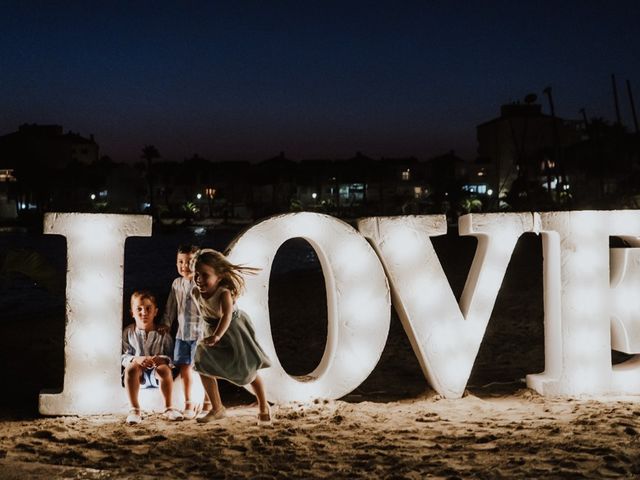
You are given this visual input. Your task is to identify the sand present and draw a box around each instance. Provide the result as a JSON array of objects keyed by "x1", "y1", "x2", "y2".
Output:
[
  {"x1": 1, "y1": 232, "x2": 639, "y2": 478},
  {"x1": 0, "y1": 391, "x2": 639, "y2": 479}
]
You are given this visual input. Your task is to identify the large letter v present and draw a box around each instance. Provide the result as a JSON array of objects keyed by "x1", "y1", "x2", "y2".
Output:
[{"x1": 358, "y1": 213, "x2": 536, "y2": 398}]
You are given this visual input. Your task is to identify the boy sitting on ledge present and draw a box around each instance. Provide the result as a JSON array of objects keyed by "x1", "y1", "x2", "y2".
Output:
[{"x1": 122, "y1": 290, "x2": 183, "y2": 424}]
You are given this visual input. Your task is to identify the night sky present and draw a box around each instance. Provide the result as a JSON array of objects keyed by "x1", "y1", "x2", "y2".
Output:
[{"x1": 1, "y1": 1, "x2": 639, "y2": 163}]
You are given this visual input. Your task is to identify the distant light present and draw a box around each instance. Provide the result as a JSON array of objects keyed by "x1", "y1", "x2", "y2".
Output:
[
  {"x1": 477, "y1": 171, "x2": 484, "y2": 177},
  {"x1": 487, "y1": 189, "x2": 494, "y2": 196},
  {"x1": 312, "y1": 193, "x2": 317, "y2": 199},
  {"x1": 563, "y1": 184, "x2": 570, "y2": 191},
  {"x1": 20, "y1": 202, "x2": 26, "y2": 209},
  {"x1": 196, "y1": 193, "x2": 202, "y2": 200},
  {"x1": 90, "y1": 194, "x2": 96, "y2": 200},
  {"x1": 544, "y1": 178, "x2": 558, "y2": 190}
]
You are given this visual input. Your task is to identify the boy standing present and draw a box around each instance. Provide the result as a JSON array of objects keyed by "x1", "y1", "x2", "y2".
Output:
[
  {"x1": 122, "y1": 290, "x2": 183, "y2": 424},
  {"x1": 161, "y1": 244, "x2": 203, "y2": 419}
]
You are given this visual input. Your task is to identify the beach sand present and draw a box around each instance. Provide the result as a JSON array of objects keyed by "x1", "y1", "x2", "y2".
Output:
[{"x1": 0, "y1": 233, "x2": 639, "y2": 478}]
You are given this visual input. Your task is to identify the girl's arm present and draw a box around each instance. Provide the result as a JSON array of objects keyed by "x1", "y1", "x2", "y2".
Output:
[{"x1": 204, "y1": 290, "x2": 234, "y2": 346}]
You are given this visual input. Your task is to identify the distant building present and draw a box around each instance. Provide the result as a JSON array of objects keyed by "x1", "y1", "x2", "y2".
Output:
[
  {"x1": 425, "y1": 151, "x2": 469, "y2": 199},
  {"x1": 0, "y1": 124, "x2": 100, "y2": 213},
  {"x1": 0, "y1": 169, "x2": 17, "y2": 219},
  {"x1": 251, "y1": 152, "x2": 298, "y2": 217},
  {"x1": 477, "y1": 103, "x2": 583, "y2": 198},
  {"x1": 0, "y1": 124, "x2": 99, "y2": 169},
  {"x1": 288, "y1": 153, "x2": 428, "y2": 217},
  {"x1": 563, "y1": 124, "x2": 640, "y2": 201}
]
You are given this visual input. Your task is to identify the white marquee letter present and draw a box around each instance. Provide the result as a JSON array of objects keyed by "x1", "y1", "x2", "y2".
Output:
[
  {"x1": 527, "y1": 210, "x2": 640, "y2": 396},
  {"x1": 226, "y1": 212, "x2": 391, "y2": 403},
  {"x1": 610, "y1": 246, "x2": 640, "y2": 393},
  {"x1": 358, "y1": 213, "x2": 534, "y2": 398},
  {"x1": 39, "y1": 213, "x2": 152, "y2": 415}
]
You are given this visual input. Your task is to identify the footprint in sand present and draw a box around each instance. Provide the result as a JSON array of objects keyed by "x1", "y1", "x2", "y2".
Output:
[{"x1": 31, "y1": 430, "x2": 55, "y2": 440}]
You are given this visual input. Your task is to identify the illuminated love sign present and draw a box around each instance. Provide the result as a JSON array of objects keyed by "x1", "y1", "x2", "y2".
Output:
[
  {"x1": 39, "y1": 213, "x2": 152, "y2": 415},
  {"x1": 358, "y1": 213, "x2": 535, "y2": 399},
  {"x1": 39, "y1": 211, "x2": 640, "y2": 415},
  {"x1": 227, "y1": 212, "x2": 390, "y2": 403},
  {"x1": 527, "y1": 211, "x2": 640, "y2": 396}
]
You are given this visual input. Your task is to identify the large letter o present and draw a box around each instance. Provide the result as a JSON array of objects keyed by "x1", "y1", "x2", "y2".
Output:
[{"x1": 226, "y1": 212, "x2": 391, "y2": 403}]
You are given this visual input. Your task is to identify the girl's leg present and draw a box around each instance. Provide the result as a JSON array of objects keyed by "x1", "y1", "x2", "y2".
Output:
[
  {"x1": 155, "y1": 365, "x2": 174, "y2": 409},
  {"x1": 201, "y1": 390, "x2": 212, "y2": 413},
  {"x1": 199, "y1": 374, "x2": 223, "y2": 412},
  {"x1": 196, "y1": 374, "x2": 226, "y2": 423},
  {"x1": 124, "y1": 363, "x2": 142, "y2": 409},
  {"x1": 250, "y1": 374, "x2": 269, "y2": 415}
]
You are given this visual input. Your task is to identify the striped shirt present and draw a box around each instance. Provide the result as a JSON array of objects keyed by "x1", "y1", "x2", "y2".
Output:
[
  {"x1": 121, "y1": 324, "x2": 174, "y2": 367},
  {"x1": 162, "y1": 276, "x2": 201, "y2": 341}
]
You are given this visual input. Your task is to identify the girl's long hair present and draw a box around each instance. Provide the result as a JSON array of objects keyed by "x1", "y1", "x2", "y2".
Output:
[{"x1": 192, "y1": 249, "x2": 260, "y2": 298}]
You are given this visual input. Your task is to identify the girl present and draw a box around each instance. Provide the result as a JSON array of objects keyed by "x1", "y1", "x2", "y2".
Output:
[{"x1": 191, "y1": 249, "x2": 272, "y2": 423}]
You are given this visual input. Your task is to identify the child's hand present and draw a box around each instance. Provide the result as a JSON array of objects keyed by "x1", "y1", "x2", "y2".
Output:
[
  {"x1": 203, "y1": 335, "x2": 221, "y2": 347},
  {"x1": 136, "y1": 356, "x2": 155, "y2": 369},
  {"x1": 152, "y1": 355, "x2": 168, "y2": 366},
  {"x1": 157, "y1": 324, "x2": 170, "y2": 334}
]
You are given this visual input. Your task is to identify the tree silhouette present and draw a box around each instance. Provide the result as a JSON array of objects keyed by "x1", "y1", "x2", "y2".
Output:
[{"x1": 141, "y1": 145, "x2": 160, "y2": 219}]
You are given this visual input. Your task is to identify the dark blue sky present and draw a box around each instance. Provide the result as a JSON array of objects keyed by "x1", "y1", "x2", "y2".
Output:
[{"x1": 1, "y1": 1, "x2": 639, "y2": 163}]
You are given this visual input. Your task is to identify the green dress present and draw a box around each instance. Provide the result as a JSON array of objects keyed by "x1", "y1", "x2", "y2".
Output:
[{"x1": 192, "y1": 287, "x2": 271, "y2": 386}]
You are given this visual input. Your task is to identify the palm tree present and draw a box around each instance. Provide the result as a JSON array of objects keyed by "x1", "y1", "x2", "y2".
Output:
[{"x1": 141, "y1": 145, "x2": 160, "y2": 219}]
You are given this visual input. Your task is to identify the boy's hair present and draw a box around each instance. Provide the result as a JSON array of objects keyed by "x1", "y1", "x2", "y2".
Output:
[
  {"x1": 130, "y1": 289, "x2": 158, "y2": 307},
  {"x1": 178, "y1": 244, "x2": 199, "y2": 255},
  {"x1": 193, "y1": 249, "x2": 260, "y2": 299}
]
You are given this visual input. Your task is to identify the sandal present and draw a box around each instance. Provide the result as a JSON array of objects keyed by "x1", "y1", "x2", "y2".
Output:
[
  {"x1": 183, "y1": 401, "x2": 197, "y2": 420},
  {"x1": 163, "y1": 407, "x2": 184, "y2": 421},
  {"x1": 196, "y1": 407, "x2": 226, "y2": 423},
  {"x1": 126, "y1": 408, "x2": 142, "y2": 425}
]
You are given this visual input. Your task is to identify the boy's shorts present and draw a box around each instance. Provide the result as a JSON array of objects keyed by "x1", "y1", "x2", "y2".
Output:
[
  {"x1": 121, "y1": 368, "x2": 161, "y2": 389},
  {"x1": 174, "y1": 339, "x2": 198, "y2": 366}
]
